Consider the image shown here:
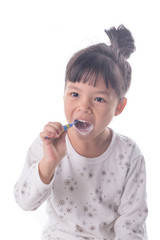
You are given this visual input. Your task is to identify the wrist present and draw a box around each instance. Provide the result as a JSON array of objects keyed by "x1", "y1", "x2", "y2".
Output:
[{"x1": 38, "y1": 159, "x2": 55, "y2": 184}]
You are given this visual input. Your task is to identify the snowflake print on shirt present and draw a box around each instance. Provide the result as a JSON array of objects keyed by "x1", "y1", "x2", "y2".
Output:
[
  {"x1": 14, "y1": 131, "x2": 148, "y2": 240},
  {"x1": 82, "y1": 202, "x2": 97, "y2": 218},
  {"x1": 56, "y1": 197, "x2": 78, "y2": 218},
  {"x1": 64, "y1": 176, "x2": 78, "y2": 192}
]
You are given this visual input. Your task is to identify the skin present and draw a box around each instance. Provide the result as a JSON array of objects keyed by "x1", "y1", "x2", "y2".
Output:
[{"x1": 39, "y1": 77, "x2": 127, "y2": 184}]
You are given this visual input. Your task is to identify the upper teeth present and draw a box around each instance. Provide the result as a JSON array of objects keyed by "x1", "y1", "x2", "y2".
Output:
[{"x1": 78, "y1": 120, "x2": 87, "y2": 123}]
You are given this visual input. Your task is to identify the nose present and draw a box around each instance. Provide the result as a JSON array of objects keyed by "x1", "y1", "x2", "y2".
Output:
[{"x1": 77, "y1": 98, "x2": 92, "y2": 113}]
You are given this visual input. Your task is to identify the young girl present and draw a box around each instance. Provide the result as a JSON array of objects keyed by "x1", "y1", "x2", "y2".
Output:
[{"x1": 14, "y1": 25, "x2": 148, "y2": 240}]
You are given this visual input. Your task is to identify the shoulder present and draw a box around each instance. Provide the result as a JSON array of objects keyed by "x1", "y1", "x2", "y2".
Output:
[
  {"x1": 113, "y1": 130, "x2": 143, "y2": 160},
  {"x1": 29, "y1": 135, "x2": 43, "y2": 153},
  {"x1": 26, "y1": 135, "x2": 44, "y2": 164}
]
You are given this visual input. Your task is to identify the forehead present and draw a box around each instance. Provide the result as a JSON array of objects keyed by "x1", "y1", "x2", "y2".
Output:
[
  {"x1": 66, "y1": 72, "x2": 107, "y2": 87},
  {"x1": 66, "y1": 77, "x2": 115, "y2": 96}
]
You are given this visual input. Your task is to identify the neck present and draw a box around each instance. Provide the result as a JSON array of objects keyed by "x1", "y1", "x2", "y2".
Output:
[{"x1": 68, "y1": 128, "x2": 112, "y2": 158}]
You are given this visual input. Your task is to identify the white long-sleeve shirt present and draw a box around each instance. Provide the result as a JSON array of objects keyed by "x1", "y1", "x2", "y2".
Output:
[{"x1": 14, "y1": 129, "x2": 148, "y2": 240}]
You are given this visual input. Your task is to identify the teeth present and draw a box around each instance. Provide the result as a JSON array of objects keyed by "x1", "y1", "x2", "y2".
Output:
[
  {"x1": 76, "y1": 119, "x2": 90, "y2": 123},
  {"x1": 77, "y1": 120, "x2": 87, "y2": 123},
  {"x1": 74, "y1": 119, "x2": 93, "y2": 135}
]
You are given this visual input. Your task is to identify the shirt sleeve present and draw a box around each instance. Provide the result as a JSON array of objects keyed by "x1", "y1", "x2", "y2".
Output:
[
  {"x1": 14, "y1": 136, "x2": 54, "y2": 211},
  {"x1": 114, "y1": 145, "x2": 148, "y2": 240}
]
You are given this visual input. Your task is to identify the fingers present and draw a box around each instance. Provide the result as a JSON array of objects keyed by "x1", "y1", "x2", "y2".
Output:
[{"x1": 40, "y1": 122, "x2": 64, "y2": 141}]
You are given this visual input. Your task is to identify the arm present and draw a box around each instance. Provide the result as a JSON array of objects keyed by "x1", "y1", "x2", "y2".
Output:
[
  {"x1": 14, "y1": 122, "x2": 66, "y2": 211},
  {"x1": 14, "y1": 136, "x2": 53, "y2": 211},
  {"x1": 114, "y1": 147, "x2": 148, "y2": 239}
]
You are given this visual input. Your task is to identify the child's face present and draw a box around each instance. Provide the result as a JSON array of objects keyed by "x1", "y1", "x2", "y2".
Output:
[{"x1": 63, "y1": 76, "x2": 125, "y2": 141}]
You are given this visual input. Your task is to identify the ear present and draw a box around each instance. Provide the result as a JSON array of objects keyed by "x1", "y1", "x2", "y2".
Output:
[{"x1": 115, "y1": 97, "x2": 127, "y2": 116}]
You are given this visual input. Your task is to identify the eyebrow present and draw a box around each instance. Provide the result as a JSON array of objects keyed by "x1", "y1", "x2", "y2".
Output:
[
  {"x1": 67, "y1": 86, "x2": 110, "y2": 96},
  {"x1": 67, "y1": 86, "x2": 82, "y2": 91},
  {"x1": 94, "y1": 90, "x2": 110, "y2": 96}
]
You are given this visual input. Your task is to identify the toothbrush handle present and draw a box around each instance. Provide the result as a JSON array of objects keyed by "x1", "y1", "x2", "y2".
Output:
[
  {"x1": 45, "y1": 121, "x2": 77, "y2": 138},
  {"x1": 63, "y1": 123, "x2": 73, "y2": 131}
]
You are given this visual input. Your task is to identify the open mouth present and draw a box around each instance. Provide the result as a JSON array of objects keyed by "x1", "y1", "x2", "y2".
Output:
[{"x1": 74, "y1": 119, "x2": 93, "y2": 135}]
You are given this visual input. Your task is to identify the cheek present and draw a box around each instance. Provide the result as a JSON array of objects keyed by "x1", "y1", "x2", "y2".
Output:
[
  {"x1": 64, "y1": 102, "x2": 69, "y2": 116},
  {"x1": 97, "y1": 106, "x2": 117, "y2": 125},
  {"x1": 64, "y1": 99, "x2": 73, "y2": 121}
]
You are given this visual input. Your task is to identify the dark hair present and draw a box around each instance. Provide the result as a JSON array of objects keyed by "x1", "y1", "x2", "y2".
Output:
[{"x1": 65, "y1": 25, "x2": 136, "y2": 98}]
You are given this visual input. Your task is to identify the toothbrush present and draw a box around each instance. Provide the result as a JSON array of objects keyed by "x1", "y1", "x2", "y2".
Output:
[
  {"x1": 63, "y1": 120, "x2": 77, "y2": 132},
  {"x1": 45, "y1": 121, "x2": 77, "y2": 139}
]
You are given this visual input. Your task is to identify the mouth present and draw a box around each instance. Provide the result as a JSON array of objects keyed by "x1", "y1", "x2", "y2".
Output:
[{"x1": 74, "y1": 119, "x2": 93, "y2": 135}]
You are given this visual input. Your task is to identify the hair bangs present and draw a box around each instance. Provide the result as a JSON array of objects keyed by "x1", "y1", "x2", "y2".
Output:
[{"x1": 65, "y1": 51, "x2": 113, "y2": 89}]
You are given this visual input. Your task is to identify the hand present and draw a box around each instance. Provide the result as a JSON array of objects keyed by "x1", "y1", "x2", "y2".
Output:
[{"x1": 39, "y1": 122, "x2": 67, "y2": 184}]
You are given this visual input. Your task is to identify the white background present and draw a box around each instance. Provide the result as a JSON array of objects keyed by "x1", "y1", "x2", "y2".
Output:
[{"x1": 0, "y1": 0, "x2": 159, "y2": 239}]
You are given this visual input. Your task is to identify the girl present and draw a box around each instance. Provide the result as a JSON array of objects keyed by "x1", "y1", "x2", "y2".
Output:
[{"x1": 14, "y1": 25, "x2": 148, "y2": 240}]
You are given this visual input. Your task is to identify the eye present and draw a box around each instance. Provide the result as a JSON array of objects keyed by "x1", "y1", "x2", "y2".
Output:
[
  {"x1": 94, "y1": 97, "x2": 105, "y2": 102},
  {"x1": 71, "y1": 92, "x2": 79, "y2": 97}
]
